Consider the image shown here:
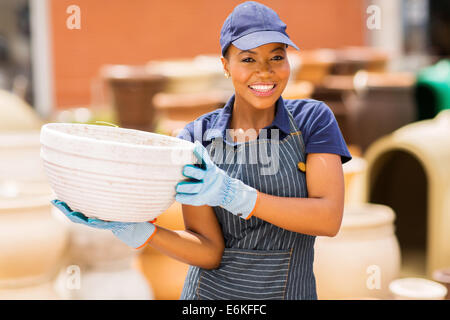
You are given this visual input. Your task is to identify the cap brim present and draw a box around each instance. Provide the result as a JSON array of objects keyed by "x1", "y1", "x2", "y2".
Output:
[{"x1": 232, "y1": 30, "x2": 299, "y2": 51}]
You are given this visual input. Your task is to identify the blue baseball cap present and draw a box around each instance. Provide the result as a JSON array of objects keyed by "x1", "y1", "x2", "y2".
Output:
[{"x1": 220, "y1": 1, "x2": 299, "y2": 57}]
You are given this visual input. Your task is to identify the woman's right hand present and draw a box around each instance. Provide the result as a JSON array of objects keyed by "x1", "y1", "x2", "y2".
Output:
[{"x1": 51, "y1": 199, "x2": 157, "y2": 249}]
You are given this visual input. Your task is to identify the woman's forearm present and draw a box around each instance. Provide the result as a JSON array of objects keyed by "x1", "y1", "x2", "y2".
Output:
[
  {"x1": 251, "y1": 192, "x2": 343, "y2": 237},
  {"x1": 146, "y1": 226, "x2": 224, "y2": 270}
]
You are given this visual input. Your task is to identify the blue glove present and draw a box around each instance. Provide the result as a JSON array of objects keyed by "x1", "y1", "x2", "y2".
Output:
[
  {"x1": 51, "y1": 199, "x2": 157, "y2": 249},
  {"x1": 175, "y1": 141, "x2": 259, "y2": 219}
]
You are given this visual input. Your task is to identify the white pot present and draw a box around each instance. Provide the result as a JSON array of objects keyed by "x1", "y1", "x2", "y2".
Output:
[
  {"x1": 51, "y1": 206, "x2": 138, "y2": 269},
  {"x1": 313, "y1": 203, "x2": 401, "y2": 299},
  {"x1": 0, "y1": 280, "x2": 61, "y2": 300},
  {"x1": 40, "y1": 123, "x2": 197, "y2": 222},
  {"x1": 389, "y1": 278, "x2": 448, "y2": 300},
  {"x1": 0, "y1": 131, "x2": 47, "y2": 183},
  {"x1": 0, "y1": 191, "x2": 69, "y2": 288},
  {"x1": 54, "y1": 265, "x2": 153, "y2": 300}
]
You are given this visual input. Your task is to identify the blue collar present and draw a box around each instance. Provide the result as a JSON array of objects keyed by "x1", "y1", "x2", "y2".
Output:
[{"x1": 205, "y1": 94, "x2": 292, "y2": 141}]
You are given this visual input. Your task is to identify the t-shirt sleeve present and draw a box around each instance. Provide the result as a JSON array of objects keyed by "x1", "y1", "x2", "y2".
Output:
[
  {"x1": 304, "y1": 102, "x2": 352, "y2": 164},
  {"x1": 176, "y1": 121, "x2": 194, "y2": 142}
]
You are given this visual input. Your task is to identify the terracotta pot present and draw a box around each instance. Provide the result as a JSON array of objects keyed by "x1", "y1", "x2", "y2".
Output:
[
  {"x1": 321, "y1": 71, "x2": 417, "y2": 153},
  {"x1": 40, "y1": 123, "x2": 197, "y2": 222},
  {"x1": 331, "y1": 46, "x2": 389, "y2": 75},
  {"x1": 102, "y1": 65, "x2": 166, "y2": 132},
  {"x1": 389, "y1": 278, "x2": 447, "y2": 300},
  {"x1": 313, "y1": 203, "x2": 401, "y2": 299},
  {"x1": 294, "y1": 49, "x2": 335, "y2": 85},
  {"x1": 0, "y1": 190, "x2": 69, "y2": 288}
]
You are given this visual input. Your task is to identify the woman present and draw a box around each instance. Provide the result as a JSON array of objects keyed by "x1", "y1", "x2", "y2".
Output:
[{"x1": 53, "y1": 1, "x2": 352, "y2": 300}]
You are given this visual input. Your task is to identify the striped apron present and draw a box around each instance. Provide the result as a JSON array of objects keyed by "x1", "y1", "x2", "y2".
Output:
[{"x1": 180, "y1": 109, "x2": 317, "y2": 300}]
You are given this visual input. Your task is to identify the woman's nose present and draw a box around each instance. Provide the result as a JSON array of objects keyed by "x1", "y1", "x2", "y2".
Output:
[{"x1": 256, "y1": 61, "x2": 273, "y2": 75}]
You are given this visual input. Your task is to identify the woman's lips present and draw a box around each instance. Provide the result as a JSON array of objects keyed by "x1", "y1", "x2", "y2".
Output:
[{"x1": 248, "y1": 83, "x2": 277, "y2": 97}]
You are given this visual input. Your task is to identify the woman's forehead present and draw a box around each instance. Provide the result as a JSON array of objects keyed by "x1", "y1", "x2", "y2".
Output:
[{"x1": 229, "y1": 43, "x2": 287, "y2": 54}]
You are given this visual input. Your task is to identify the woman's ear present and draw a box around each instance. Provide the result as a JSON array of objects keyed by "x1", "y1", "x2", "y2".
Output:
[{"x1": 221, "y1": 56, "x2": 230, "y2": 78}]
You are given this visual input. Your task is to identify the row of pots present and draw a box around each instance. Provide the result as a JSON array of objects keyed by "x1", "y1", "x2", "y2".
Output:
[{"x1": 0, "y1": 131, "x2": 152, "y2": 299}]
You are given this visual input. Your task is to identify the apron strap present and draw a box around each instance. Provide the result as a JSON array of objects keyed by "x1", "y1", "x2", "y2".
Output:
[{"x1": 285, "y1": 109, "x2": 306, "y2": 155}]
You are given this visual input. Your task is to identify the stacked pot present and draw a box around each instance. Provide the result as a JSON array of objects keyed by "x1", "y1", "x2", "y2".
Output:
[
  {"x1": 0, "y1": 131, "x2": 69, "y2": 299},
  {"x1": 52, "y1": 210, "x2": 153, "y2": 300}
]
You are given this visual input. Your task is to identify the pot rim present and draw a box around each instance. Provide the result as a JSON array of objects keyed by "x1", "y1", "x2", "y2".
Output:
[
  {"x1": 41, "y1": 123, "x2": 192, "y2": 150},
  {"x1": 389, "y1": 278, "x2": 448, "y2": 299},
  {"x1": 341, "y1": 203, "x2": 395, "y2": 229}
]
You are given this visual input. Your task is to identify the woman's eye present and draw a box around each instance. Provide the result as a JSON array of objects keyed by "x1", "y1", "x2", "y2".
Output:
[
  {"x1": 241, "y1": 57, "x2": 255, "y2": 63},
  {"x1": 272, "y1": 55, "x2": 285, "y2": 61}
]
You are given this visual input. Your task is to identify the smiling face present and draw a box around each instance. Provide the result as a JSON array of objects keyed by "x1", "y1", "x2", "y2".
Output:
[{"x1": 221, "y1": 42, "x2": 290, "y2": 110}]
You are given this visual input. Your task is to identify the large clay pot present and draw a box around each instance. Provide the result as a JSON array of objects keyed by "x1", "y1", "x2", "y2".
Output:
[
  {"x1": 102, "y1": 65, "x2": 166, "y2": 132},
  {"x1": 313, "y1": 203, "x2": 401, "y2": 299},
  {"x1": 0, "y1": 131, "x2": 46, "y2": 183},
  {"x1": 312, "y1": 71, "x2": 417, "y2": 153},
  {"x1": 40, "y1": 123, "x2": 197, "y2": 222},
  {"x1": 363, "y1": 110, "x2": 450, "y2": 277},
  {"x1": 0, "y1": 189, "x2": 69, "y2": 288},
  {"x1": 345, "y1": 71, "x2": 417, "y2": 152}
]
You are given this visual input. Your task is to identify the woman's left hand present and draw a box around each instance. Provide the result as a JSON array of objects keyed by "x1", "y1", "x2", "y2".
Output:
[
  {"x1": 175, "y1": 141, "x2": 259, "y2": 219},
  {"x1": 51, "y1": 199, "x2": 157, "y2": 249}
]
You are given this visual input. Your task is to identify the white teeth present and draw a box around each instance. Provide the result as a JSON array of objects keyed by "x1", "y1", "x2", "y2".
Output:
[{"x1": 249, "y1": 84, "x2": 275, "y2": 91}]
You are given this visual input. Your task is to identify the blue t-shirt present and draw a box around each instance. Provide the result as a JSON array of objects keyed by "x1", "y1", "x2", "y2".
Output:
[{"x1": 176, "y1": 95, "x2": 352, "y2": 164}]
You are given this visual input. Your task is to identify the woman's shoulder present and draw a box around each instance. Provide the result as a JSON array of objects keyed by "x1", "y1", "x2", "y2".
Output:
[
  {"x1": 283, "y1": 98, "x2": 334, "y2": 129},
  {"x1": 284, "y1": 98, "x2": 329, "y2": 116},
  {"x1": 284, "y1": 98, "x2": 352, "y2": 164}
]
